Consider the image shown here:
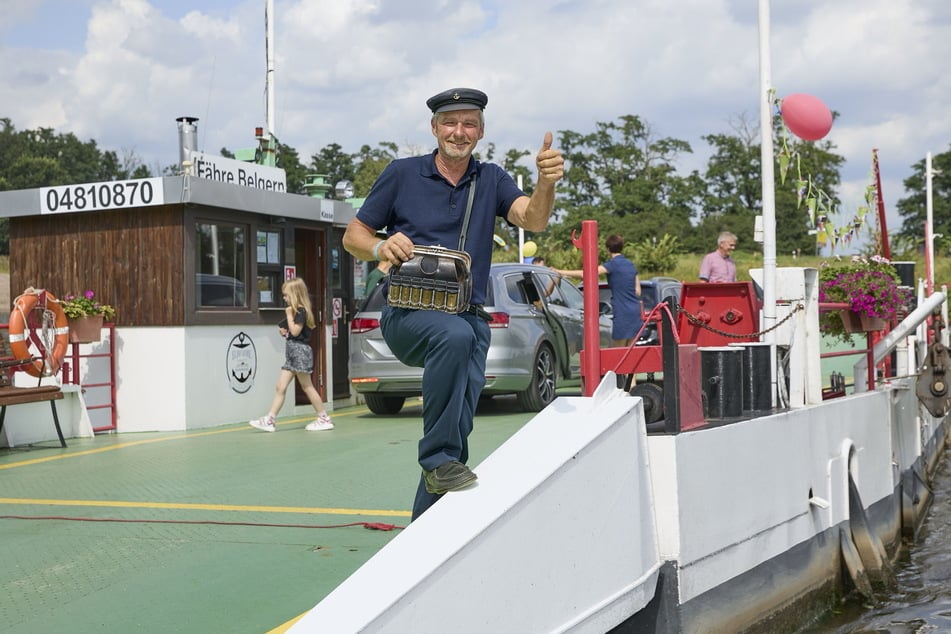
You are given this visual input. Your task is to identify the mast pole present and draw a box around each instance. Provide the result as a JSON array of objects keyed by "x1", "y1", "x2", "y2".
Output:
[
  {"x1": 758, "y1": 0, "x2": 778, "y2": 405},
  {"x1": 926, "y1": 152, "x2": 935, "y2": 296},
  {"x1": 263, "y1": 0, "x2": 277, "y2": 166},
  {"x1": 873, "y1": 149, "x2": 890, "y2": 258}
]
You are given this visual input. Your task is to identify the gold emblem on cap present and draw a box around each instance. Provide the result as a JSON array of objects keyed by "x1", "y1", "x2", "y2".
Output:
[{"x1": 452, "y1": 92, "x2": 461, "y2": 100}]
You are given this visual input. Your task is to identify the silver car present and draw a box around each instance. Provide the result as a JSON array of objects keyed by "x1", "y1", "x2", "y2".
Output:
[{"x1": 349, "y1": 262, "x2": 614, "y2": 414}]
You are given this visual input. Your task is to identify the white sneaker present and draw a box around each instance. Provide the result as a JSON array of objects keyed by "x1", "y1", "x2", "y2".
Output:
[
  {"x1": 250, "y1": 415, "x2": 276, "y2": 432},
  {"x1": 305, "y1": 413, "x2": 334, "y2": 431}
]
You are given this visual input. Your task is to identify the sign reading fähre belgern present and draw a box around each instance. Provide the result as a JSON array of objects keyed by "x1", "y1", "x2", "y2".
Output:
[{"x1": 189, "y1": 151, "x2": 287, "y2": 192}]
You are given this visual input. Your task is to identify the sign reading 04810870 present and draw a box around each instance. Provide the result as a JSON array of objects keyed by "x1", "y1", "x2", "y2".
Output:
[{"x1": 40, "y1": 177, "x2": 165, "y2": 214}]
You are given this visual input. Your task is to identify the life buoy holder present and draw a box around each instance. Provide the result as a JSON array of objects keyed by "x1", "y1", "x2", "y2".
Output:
[{"x1": 8, "y1": 288, "x2": 70, "y2": 377}]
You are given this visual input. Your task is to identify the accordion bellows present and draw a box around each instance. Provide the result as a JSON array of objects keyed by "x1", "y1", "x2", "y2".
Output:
[{"x1": 387, "y1": 246, "x2": 472, "y2": 314}]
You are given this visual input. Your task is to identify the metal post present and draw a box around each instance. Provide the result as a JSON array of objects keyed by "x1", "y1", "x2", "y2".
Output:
[
  {"x1": 758, "y1": 0, "x2": 778, "y2": 406},
  {"x1": 573, "y1": 220, "x2": 601, "y2": 396}
]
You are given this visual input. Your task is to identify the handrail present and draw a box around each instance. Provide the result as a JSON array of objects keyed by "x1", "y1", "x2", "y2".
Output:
[
  {"x1": 816, "y1": 301, "x2": 879, "y2": 393},
  {"x1": 852, "y1": 291, "x2": 946, "y2": 392},
  {"x1": 0, "y1": 321, "x2": 117, "y2": 431}
]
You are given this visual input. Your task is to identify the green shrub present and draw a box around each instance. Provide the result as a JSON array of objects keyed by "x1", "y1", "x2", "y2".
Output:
[{"x1": 630, "y1": 234, "x2": 680, "y2": 274}]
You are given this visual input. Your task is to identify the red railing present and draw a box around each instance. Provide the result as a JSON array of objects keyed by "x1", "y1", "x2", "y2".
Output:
[
  {"x1": 817, "y1": 301, "x2": 885, "y2": 394},
  {"x1": 1, "y1": 322, "x2": 117, "y2": 431}
]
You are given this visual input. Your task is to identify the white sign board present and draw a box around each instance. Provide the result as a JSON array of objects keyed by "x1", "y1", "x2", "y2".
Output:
[
  {"x1": 189, "y1": 151, "x2": 287, "y2": 192},
  {"x1": 40, "y1": 177, "x2": 164, "y2": 214}
]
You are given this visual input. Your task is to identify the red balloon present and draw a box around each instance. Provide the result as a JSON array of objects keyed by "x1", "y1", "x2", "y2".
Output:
[{"x1": 780, "y1": 93, "x2": 833, "y2": 141}]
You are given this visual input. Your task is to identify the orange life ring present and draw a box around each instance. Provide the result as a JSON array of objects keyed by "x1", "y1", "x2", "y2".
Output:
[{"x1": 8, "y1": 288, "x2": 70, "y2": 377}]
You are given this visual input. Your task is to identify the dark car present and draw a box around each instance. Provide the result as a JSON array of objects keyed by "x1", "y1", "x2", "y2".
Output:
[
  {"x1": 349, "y1": 263, "x2": 614, "y2": 415},
  {"x1": 581, "y1": 276, "x2": 682, "y2": 344}
]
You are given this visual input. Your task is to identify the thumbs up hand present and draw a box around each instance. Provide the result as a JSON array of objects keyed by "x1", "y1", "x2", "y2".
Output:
[{"x1": 535, "y1": 131, "x2": 564, "y2": 186}]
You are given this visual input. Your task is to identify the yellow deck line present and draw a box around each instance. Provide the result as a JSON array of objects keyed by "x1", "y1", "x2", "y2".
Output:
[
  {"x1": 0, "y1": 497, "x2": 411, "y2": 518},
  {"x1": 0, "y1": 406, "x2": 412, "y2": 518},
  {"x1": 0, "y1": 410, "x2": 369, "y2": 471},
  {"x1": 0, "y1": 426, "x2": 244, "y2": 470}
]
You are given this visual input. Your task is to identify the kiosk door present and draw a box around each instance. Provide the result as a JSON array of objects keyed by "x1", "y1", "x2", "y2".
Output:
[
  {"x1": 292, "y1": 227, "x2": 329, "y2": 406},
  {"x1": 329, "y1": 228, "x2": 352, "y2": 400}
]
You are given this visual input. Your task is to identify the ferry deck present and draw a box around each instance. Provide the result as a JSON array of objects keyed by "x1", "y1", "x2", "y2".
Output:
[{"x1": 0, "y1": 398, "x2": 534, "y2": 633}]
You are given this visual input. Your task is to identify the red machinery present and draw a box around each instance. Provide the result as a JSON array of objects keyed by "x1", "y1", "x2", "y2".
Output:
[{"x1": 574, "y1": 221, "x2": 764, "y2": 432}]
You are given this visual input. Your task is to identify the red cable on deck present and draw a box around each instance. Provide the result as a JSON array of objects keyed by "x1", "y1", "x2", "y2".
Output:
[{"x1": 0, "y1": 514, "x2": 404, "y2": 531}]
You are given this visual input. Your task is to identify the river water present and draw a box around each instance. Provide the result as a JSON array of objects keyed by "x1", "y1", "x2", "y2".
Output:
[{"x1": 805, "y1": 449, "x2": 951, "y2": 633}]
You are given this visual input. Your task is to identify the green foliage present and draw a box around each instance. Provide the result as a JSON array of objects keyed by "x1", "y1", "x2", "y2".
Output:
[
  {"x1": 694, "y1": 120, "x2": 761, "y2": 254},
  {"x1": 630, "y1": 234, "x2": 680, "y2": 274},
  {"x1": 555, "y1": 115, "x2": 700, "y2": 246},
  {"x1": 817, "y1": 255, "x2": 906, "y2": 344},
  {"x1": 351, "y1": 142, "x2": 399, "y2": 197},
  {"x1": 308, "y1": 142, "x2": 356, "y2": 197},
  {"x1": 771, "y1": 101, "x2": 846, "y2": 255},
  {"x1": 0, "y1": 118, "x2": 152, "y2": 254},
  {"x1": 61, "y1": 290, "x2": 116, "y2": 321},
  {"x1": 3, "y1": 109, "x2": 947, "y2": 274},
  {"x1": 276, "y1": 142, "x2": 309, "y2": 194},
  {"x1": 896, "y1": 146, "x2": 951, "y2": 255}
]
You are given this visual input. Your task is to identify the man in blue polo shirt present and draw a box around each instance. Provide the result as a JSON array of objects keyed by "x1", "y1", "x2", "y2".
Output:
[{"x1": 343, "y1": 87, "x2": 564, "y2": 519}]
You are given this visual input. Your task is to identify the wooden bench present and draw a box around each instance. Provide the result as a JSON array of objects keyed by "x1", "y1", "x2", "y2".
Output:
[{"x1": 0, "y1": 385, "x2": 66, "y2": 448}]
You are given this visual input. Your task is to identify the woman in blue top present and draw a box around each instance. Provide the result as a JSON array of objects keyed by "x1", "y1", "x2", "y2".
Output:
[{"x1": 559, "y1": 234, "x2": 642, "y2": 346}]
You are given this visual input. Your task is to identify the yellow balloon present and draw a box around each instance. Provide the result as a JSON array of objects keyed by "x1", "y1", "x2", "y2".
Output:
[{"x1": 523, "y1": 240, "x2": 537, "y2": 257}]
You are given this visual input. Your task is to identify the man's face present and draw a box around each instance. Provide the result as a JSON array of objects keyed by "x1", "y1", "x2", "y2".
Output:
[
  {"x1": 719, "y1": 238, "x2": 737, "y2": 255},
  {"x1": 432, "y1": 109, "x2": 484, "y2": 160}
]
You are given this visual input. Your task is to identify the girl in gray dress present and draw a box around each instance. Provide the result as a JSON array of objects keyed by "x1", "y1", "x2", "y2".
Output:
[{"x1": 250, "y1": 278, "x2": 333, "y2": 432}]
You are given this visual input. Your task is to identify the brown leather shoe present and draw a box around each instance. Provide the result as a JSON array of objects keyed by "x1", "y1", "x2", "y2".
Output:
[{"x1": 423, "y1": 460, "x2": 478, "y2": 494}]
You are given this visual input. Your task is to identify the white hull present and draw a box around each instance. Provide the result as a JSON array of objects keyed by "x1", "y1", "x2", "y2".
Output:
[
  {"x1": 291, "y1": 267, "x2": 950, "y2": 632},
  {"x1": 291, "y1": 372, "x2": 948, "y2": 633}
]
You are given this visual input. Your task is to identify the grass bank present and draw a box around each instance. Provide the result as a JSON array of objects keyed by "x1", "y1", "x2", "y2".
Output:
[{"x1": 662, "y1": 253, "x2": 945, "y2": 288}]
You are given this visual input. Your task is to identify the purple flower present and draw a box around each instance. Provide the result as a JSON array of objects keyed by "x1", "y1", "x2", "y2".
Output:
[{"x1": 818, "y1": 255, "x2": 908, "y2": 343}]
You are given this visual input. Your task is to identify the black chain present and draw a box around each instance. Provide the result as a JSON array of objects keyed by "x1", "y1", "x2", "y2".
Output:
[{"x1": 677, "y1": 303, "x2": 805, "y2": 339}]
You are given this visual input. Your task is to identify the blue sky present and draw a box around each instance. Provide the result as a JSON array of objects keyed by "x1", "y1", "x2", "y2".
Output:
[
  {"x1": 2, "y1": 0, "x2": 951, "y2": 252},
  {"x1": 3, "y1": 0, "x2": 238, "y2": 50}
]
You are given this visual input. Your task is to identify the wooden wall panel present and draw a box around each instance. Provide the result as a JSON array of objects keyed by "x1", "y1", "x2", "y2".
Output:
[{"x1": 9, "y1": 204, "x2": 185, "y2": 327}]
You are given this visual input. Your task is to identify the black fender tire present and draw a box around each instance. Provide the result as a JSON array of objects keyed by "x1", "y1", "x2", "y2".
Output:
[{"x1": 630, "y1": 382, "x2": 665, "y2": 424}]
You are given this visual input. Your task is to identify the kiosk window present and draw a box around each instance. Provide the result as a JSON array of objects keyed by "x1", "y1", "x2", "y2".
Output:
[
  {"x1": 256, "y1": 229, "x2": 283, "y2": 307},
  {"x1": 257, "y1": 230, "x2": 281, "y2": 264},
  {"x1": 196, "y1": 222, "x2": 247, "y2": 307}
]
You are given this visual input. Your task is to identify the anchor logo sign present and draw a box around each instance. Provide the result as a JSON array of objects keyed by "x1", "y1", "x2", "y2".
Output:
[{"x1": 227, "y1": 332, "x2": 257, "y2": 393}]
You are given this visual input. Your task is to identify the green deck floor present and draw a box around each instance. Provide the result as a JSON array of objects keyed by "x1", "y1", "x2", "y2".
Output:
[{"x1": 0, "y1": 397, "x2": 536, "y2": 633}]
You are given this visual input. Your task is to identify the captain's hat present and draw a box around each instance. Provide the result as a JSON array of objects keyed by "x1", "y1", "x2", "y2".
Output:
[{"x1": 426, "y1": 88, "x2": 488, "y2": 113}]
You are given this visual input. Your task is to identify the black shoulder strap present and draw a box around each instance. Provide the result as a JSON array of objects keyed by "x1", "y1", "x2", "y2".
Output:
[{"x1": 457, "y1": 173, "x2": 477, "y2": 251}]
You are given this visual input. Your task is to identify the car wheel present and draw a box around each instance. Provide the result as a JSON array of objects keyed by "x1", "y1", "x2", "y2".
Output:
[
  {"x1": 517, "y1": 343, "x2": 556, "y2": 412},
  {"x1": 364, "y1": 393, "x2": 406, "y2": 415}
]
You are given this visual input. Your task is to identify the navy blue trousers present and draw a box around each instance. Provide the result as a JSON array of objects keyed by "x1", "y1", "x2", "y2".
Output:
[{"x1": 380, "y1": 305, "x2": 490, "y2": 520}]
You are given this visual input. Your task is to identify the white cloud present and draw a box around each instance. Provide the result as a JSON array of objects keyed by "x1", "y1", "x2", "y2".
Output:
[{"x1": 1, "y1": 0, "x2": 949, "y2": 241}]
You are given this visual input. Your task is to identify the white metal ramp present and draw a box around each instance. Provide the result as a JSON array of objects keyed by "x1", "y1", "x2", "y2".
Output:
[{"x1": 291, "y1": 374, "x2": 661, "y2": 633}]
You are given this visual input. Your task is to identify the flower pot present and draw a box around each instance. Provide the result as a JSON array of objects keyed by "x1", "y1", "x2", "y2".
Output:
[
  {"x1": 839, "y1": 310, "x2": 886, "y2": 334},
  {"x1": 68, "y1": 315, "x2": 104, "y2": 343}
]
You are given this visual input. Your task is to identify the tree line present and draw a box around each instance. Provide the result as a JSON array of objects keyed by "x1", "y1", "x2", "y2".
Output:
[{"x1": 1, "y1": 114, "x2": 945, "y2": 264}]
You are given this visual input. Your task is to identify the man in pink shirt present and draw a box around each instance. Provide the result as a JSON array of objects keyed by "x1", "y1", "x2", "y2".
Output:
[{"x1": 699, "y1": 231, "x2": 737, "y2": 283}]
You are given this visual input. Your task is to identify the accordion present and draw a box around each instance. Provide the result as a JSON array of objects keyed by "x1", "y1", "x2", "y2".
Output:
[{"x1": 387, "y1": 245, "x2": 472, "y2": 314}]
